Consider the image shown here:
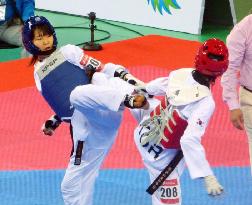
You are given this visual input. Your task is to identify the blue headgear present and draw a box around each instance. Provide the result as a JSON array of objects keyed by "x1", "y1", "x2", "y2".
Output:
[{"x1": 22, "y1": 16, "x2": 58, "y2": 55}]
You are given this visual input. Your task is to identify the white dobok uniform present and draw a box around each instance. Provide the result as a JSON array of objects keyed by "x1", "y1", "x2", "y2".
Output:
[
  {"x1": 34, "y1": 44, "x2": 135, "y2": 205},
  {"x1": 131, "y1": 68, "x2": 215, "y2": 205}
]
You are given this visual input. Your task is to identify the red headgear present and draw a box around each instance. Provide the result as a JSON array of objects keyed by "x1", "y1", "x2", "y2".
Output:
[{"x1": 195, "y1": 38, "x2": 229, "y2": 77}]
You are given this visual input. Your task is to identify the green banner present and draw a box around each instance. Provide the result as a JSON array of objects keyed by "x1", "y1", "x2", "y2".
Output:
[{"x1": 233, "y1": 0, "x2": 252, "y2": 22}]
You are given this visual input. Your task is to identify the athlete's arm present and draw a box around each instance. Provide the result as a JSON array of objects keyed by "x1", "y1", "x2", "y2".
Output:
[{"x1": 145, "y1": 77, "x2": 169, "y2": 96}]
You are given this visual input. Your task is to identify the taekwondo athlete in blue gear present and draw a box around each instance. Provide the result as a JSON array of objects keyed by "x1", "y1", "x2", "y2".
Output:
[
  {"x1": 22, "y1": 16, "x2": 149, "y2": 205},
  {"x1": 22, "y1": 15, "x2": 89, "y2": 122},
  {"x1": 36, "y1": 51, "x2": 90, "y2": 122}
]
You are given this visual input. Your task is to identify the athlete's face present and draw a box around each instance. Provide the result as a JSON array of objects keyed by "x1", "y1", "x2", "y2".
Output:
[{"x1": 32, "y1": 28, "x2": 54, "y2": 52}]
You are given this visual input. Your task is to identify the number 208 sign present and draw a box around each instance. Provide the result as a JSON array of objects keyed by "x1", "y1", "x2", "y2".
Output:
[{"x1": 159, "y1": 179, "x2": 181, "y2": 204}]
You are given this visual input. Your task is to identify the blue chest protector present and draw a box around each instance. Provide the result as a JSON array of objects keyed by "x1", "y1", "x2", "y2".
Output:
[{"x1": 36, "y1": 51, "x2": 89, "y2": 122}]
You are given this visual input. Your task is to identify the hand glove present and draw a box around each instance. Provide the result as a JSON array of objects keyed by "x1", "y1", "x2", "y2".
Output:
[
  {"x1": 204, "y1": 175, "x2": 224, "y2": 196},
  {"x1": 41, "y1": 115, "x2": 61, "y2": 136}
]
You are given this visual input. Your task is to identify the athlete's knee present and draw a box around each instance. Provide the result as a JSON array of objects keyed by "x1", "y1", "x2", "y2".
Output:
[
  {"x1": 70, "y1": 85, "x2": 92, "y2": 105},
  {"x1": 70, "y1": 86, "x2": 80, "y2": 105}
]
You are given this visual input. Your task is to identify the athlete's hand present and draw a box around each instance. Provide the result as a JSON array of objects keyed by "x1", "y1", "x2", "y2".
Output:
[
  {"x1": 230, "y1": 109, "x2": 244, "y2": 130},
  {"x1": 204, "y1": 175, "x2": 224, "y2": 196},
  {"x1": 41, "y1": 115, "x2": 61, "y2": 136}
]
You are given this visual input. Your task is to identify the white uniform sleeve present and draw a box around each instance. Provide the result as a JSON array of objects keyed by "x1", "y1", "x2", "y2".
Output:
[
  {"x1": 60, "y1": 45, "x2": 122, "y2": 78},
  {"x1": 60, "y1": 44, "x2": 84, "y2": 69},
  {"x1": 180, "y1": 96, "x2": 215, "y2": 179},
  {"x1": 145, "y1": 77, "x2": 169, "y2": 96},
  {"x1": 34, "y1": 63, "x2": 42, "y2": 92}
]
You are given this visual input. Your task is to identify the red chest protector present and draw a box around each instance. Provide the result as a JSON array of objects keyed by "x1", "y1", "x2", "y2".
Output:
[{"x1": 141, "y1": 96, "x2": 188, "y2": 149}]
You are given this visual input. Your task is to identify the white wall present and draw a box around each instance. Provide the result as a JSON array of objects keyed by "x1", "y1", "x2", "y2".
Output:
[{"x1": 36, "y1": 0, "x2": 205, "y2": 34}]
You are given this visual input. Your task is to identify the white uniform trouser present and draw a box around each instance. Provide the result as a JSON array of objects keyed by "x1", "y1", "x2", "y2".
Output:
[
  {"x1": 134, "y1": 125, "x2": 186, "y2": 205},
  {"x1": 240, "y1": 86, "x2": 252, "y2": 174},
  {"x1": 61, "y1": 73, "x2": 134, "y2": 205}
]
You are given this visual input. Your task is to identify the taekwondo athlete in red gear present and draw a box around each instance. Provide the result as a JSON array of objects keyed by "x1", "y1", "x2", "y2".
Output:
[
  {"x1": 22, "y1": 16, "x2": 148, "y2": 205},
  {"x1": 130, "y1": 38, "x2": 229, "y2": 205}
]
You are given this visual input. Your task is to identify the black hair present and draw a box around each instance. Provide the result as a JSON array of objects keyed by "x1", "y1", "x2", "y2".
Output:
[
  {"x1": 31, "y1": 24, "x2": 54, "y2": 40},
  {"x1": 192, "y1": 70, "x2": 216, "y2": 88},
  {"x1": 30, "y1": 55, "x2": 38, "y2": 65}
]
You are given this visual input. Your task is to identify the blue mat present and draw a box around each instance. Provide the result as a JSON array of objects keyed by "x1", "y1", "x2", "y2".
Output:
[{"x1": 0, "y1": 167, "x2": 251, "y2": 205}]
